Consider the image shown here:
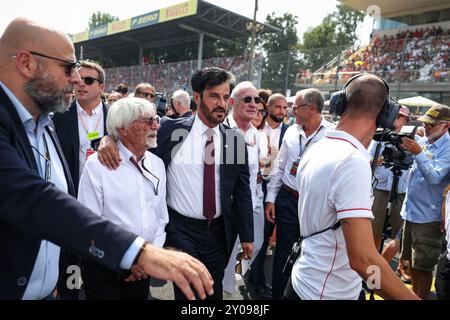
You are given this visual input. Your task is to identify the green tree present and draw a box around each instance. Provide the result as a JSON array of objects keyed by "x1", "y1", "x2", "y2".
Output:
[
  {"x1": 300, "y1": 4, "x2": 364, "y2": 71},
  {"x1": 88, "y1": 12, "x2": 119, "y2": 29},
  {"x1": 259, "y1": 12, "x2": 300, "y2": 93}
]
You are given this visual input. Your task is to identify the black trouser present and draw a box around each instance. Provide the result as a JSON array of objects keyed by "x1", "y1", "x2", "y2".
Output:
[
  {"x1": 272, "y1": 188, "x2": 299, "y2": 300},
  {"x1": 282, "y1": 277, "x2": 302, "y2": 300},
  {"x1": 81, "y1": 261, "x2": 150, "y2": 300},
  {"x1": 164, "y1": 207, "x2": 228, "y2": 300},
  {"x1": 247, "y1": 180, "x2": 275, "y2": 287},
  {"x1": 436, "y1": 254, "x2": 450, "y2": 300}
]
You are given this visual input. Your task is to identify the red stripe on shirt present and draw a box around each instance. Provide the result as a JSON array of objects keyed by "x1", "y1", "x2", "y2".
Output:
[
  {"x1": 320, "y1": 233, "x2": 339, "y2": 300},
  {"x1": 325, "y1": 136, "x2": 358, "y2": 149}
]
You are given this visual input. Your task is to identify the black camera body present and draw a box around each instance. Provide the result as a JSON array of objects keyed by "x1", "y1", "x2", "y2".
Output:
[
  {"x1": 154, "y1": 92, "x2": 167, "y2": 117},
  {"x1": 373, "y1": 126, "x2": 417, "y2": 170}
]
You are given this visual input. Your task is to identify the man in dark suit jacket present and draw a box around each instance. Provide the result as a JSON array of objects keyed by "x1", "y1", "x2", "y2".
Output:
[
  {"x1": 97, "y1": 67, "x2": 254, "y2": 300},
  {"x1": 51, "y1": 60, "x2": 109, "y2": 299},
  {"x1": 52, "y1": 61, "x2": 109, "y2": 196},
  {"x1": 0, "y1": 17, "x2": 213, "y2": 300}
]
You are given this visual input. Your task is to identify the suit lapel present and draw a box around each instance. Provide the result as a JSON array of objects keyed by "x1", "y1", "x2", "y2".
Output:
[
  {"x1": 45, "y1": 124, "x2": 76, "y2": 197},
  {"x1": 0, "y1": 87, "x2": 38, "y2": 172}
]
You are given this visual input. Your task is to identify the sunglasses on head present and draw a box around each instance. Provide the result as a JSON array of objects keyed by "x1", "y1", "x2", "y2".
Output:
[
  {"x1": 26, "y1": 51, "x2": 80, "y2": 77},
  {"x1": 242, "y1": 96, "x2": 262, "y2": 104},
  {"x1": 141, "y1": 92, "x2": 155, "y2": 99},
  {"x1": 81, "y1": 76, "x2": 103, "y2": 85}
]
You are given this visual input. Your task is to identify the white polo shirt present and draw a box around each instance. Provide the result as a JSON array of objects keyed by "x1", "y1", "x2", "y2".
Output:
[{"x1": 291, "y1": 130, "x2": 374, "y2": 300}]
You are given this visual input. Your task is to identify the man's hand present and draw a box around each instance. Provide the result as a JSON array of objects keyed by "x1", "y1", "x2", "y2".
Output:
[
  {"x1": 136, "y1": 244, "x2": 214, "y2": 300},
  {"x1": 265, "y1": 202, "x2": 276, "y2": 224},
  {"x1": 400, "y1": 137, "x2": 421, "y2": 155},
  {"x1": 97, "y1": 135, "x2": 121, "y2": 170},
  {"x1": 124, "y1": 264, "x2": 148, "y2": 282},
  {"x1": 241, "y1": 242, "x2": 254, "y2": 260}
]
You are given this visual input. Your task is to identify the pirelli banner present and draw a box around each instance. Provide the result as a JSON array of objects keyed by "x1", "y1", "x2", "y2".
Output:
[{"x1": 71, "y1": 0, "x2": 198, "y2": 43}]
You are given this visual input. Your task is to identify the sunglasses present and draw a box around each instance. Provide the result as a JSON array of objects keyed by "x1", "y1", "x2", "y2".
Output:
[
  {"x1": 140, "y1": 92, "x2": 156, "y2": 99},
  {"x1": 242, "y1": 96, "x2": 262, "y2": 104},
  {"x1": 81, "y1": 76, "x2": 103, "y2": 85},
  {"x1": 28, "y1": 51, "x2": 80, "y2": 77},
  {"x1": 135, "y1": 115, "x2": 160, "y2": 125},
  {"x1": 235, "y1": 251, "x2": 244, "y2": 275},
  {"x1": 257, "y1": 109, "x2": 268, "y2": 117}
]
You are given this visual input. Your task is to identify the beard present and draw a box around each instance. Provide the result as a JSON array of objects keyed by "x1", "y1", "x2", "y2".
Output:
[
  {"x1": 24, "y1": 66, "x2": 73, "y2": 114},
  {"x1": 146, "y1": 133, "x2": 158, "y2": 149},
  {"x1": 199, "y1": 98, "x2": 226, "y2": 125},
  {"x1": 269, "y1": 113, "x2": 284, "y2": 123}
]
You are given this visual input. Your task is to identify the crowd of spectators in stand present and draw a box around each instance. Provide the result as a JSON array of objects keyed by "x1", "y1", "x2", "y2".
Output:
[
  {"x1": 104, "y1": 54, "x2": 262, "y2": 98},
  {"x1": 298, "y1": 26, "x2": 450, "y2": 85}
]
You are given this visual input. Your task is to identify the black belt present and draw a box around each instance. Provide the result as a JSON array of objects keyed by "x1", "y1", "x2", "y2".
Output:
[
  {"x1": 282, "y1": 183, "x2": 299, "y2": 199},
  {"x1": 168, "y1": 207, "x2": 223, "y2": 229}
]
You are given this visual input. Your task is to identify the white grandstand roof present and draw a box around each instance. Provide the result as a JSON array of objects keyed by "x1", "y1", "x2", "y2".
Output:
[{"x1": 341, "y1": 0, "x2": 450, "y2": 18}]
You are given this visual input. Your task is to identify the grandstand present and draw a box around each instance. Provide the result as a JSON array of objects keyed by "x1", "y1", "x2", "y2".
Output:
[
  {"x1": 71, "y1": 0, "x2": 278, "y2": 96},
  {"x1": 296, "y1": 0, "x2": 450, "y2": 111}
]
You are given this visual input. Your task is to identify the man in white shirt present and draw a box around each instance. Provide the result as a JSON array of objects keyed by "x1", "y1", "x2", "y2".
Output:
[
  {"x1": 222, "y1": 81, "x2": 264, "y2": 294},
  {"x1": 285, "y1": 74, "x2": 418, "y2": 300},
  {"x1": 265, "y1": 88, "x2": 334, "y2": 299}
]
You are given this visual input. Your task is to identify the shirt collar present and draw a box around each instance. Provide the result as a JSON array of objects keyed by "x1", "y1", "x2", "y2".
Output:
[
  {"x1": 0, "y1": 81, "x2": 51, "y2": 130},
  {"x1": 427, "y1": 132, "x2": 450, "y2": 149},
  {"x1": 76, "y1": 100, "x2": 103, "y2": 116},
  {"x1": 325, "y1": 129, "x2": 371, "y2": 161},
  {"x1": 118, "y1": 140, "x2": 146, "y2": 163},
  {"x1": 193, "y1": 115, "x2": 221, "y2": 137}
]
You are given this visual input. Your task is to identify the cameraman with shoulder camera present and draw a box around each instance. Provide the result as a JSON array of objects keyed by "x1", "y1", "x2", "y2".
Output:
[
  {"x1": 369, "y1": 106, "x2": 411, "y2": 251},
  {"x1": 399, "y1": 104, "x2": 450, "y2": 300}
]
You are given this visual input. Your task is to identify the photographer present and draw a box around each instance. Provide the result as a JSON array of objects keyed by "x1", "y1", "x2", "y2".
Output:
[
  {"x1": 400, "y1": 104, "x2": 450, "y2": 300},
  {"x1": 368, "y1": 106, "x2": 411, "y2": 273}
]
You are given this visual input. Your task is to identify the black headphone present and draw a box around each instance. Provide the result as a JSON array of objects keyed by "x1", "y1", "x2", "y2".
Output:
[{"x1": 329, "y1": 73, "x2": 399, "y2": 129}]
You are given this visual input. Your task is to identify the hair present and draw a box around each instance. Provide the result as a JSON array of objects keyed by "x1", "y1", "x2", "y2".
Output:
[
  {"x1": 258, "y1": 89, "x2": 272, "y2": 105},
  {"x1": 134, "y1": 82, "x2": 155, "y2": 95},
  {"x1": 106, "y1": 97, "x2": 156, "y2": 139},
  {"x1": 345, "y1": 74, "x2": 388, "y2": 118},
  {"x1": 230, "y1": 81, "x2": 256, "y2": 101},
  {"x1": 172, "y1": 89, "x2": 191, "y2": 106},
  {"x1": 297, "y1": 88, "x2": 324, "y2": 113},
  {"x1": 79, "y1": 60, "x2": 105, "y2": 83},
  {"x1": 267, "y1": 93, "x2": 286, "y2": 107},
  {"x1": 191, "y1": 67, "x2": 235, "y2": 95},
  {"x1": 115, "y1": 83, "x2": 128, "y2": 94},
  {"x1": 256, "y1": 91, "x2": 269, "y2": 130}
]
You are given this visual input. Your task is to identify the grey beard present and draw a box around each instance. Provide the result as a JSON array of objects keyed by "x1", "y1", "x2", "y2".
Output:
[{"x1": 24, "y1": 72, "x2": 72, "y2": 114}]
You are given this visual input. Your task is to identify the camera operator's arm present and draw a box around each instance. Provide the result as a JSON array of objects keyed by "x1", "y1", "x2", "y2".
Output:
[
  {"x1": 401, "y1": 137, "x2": 450, "y2": 185},
  {"x1": 342, "y1": 218, "x2": 420, "y2": 300}
]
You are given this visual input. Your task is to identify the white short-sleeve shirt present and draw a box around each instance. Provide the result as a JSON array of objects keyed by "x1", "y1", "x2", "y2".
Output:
[{"x1": 291, "y1": 130, "x2": 374, "y2": 300}]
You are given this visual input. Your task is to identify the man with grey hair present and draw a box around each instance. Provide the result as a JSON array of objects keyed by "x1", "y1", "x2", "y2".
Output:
[
  {"x1": 265, "y1": 88, "x2": 334, "y2": 299},
  {"x1": 223, "y1": 81, "x2": 266, "y2": 294},
  {"x1": 78, "y1": 97, "x2": 168, "y2": 299},
  {"x1": 171, "y1": 89, "x2": 192, "y2": 118}
]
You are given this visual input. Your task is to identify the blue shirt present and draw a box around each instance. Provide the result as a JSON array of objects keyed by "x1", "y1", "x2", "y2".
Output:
[
  {"x1": 0, "y1": 82, "x2": 143, "y2": 299},
  {"x1": 403, "y1": 133, "x2": 450, "y2": 223},
  {"x1": 368, "y1": 140, "x2": 410, "y2": 193}
]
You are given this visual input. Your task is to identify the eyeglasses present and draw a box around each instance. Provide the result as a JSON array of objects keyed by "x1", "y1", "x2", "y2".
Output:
[
  {"x1": 242, "y1": 96, "x2": 262, "y2": 104},
  {"x1": 424, "y1": 121, "x2": 447, "y2": 129},
  {"x1": 235, "y1": 251, "x2": 244, "y2": 274},
  {"x1": 81, "y1": 76, "x2": 103, "y2": 85},
  {"x1": 135, "y1": 115, "x2": 160, "y2": 125},
  {"x1": 294, "y1": 103, "x2": 310, "y2": 108},
  {"x1": 140, "y1": 92, "x2": 156, "y2": 99},
  {"x1": 28, "y1": 51, "x2": 80, "y2": 77},
  {"x1": 257, "y1": 109, "x2": 268, "y2": 117}
]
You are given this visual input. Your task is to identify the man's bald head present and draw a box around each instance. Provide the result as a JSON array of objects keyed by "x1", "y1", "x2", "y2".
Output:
[
  {"x1": 344, "y1": 74, "x2": 389, "y2": 119},
  {"x1": 0, "y1": 17, "x2": 75, "y2": 65}
]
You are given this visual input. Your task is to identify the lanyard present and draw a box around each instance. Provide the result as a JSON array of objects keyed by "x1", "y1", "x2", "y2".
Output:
[
  {"x1": 297, "y1": 125, "x2": 324, "y2": 159},
  {"x1": 78, "y1": 108, "x2": 103, "y2": 135},
  {"x1": 129, "y1": 157, "x2": 160, "y2": 196},
  {"x1": 31, "y1": 135, "x2": 51, "y2": 181}
]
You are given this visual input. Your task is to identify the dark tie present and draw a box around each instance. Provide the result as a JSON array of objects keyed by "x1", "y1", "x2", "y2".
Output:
[{"x1": 203, "y1": 129, "x2": 216, "y2": 220}]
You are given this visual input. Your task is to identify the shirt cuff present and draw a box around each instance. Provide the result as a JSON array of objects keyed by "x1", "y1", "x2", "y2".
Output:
[
  {"x1": 414, "y1": 151, "x2": 427, "y2": 164},
  {"x1": 265, "y1": 192, "x2": 277, "y2": 203},
  {"x1": 119, "y1": 237, "x2": 146, "y2": 270}
]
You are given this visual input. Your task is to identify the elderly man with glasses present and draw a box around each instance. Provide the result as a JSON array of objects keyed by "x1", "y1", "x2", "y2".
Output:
[
  {"x1": 77, "y1": 97, "x2": 167, "y2": 300},
  {"x1": 399, "y1": 104, "x2": 450, "y2": 300}
]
